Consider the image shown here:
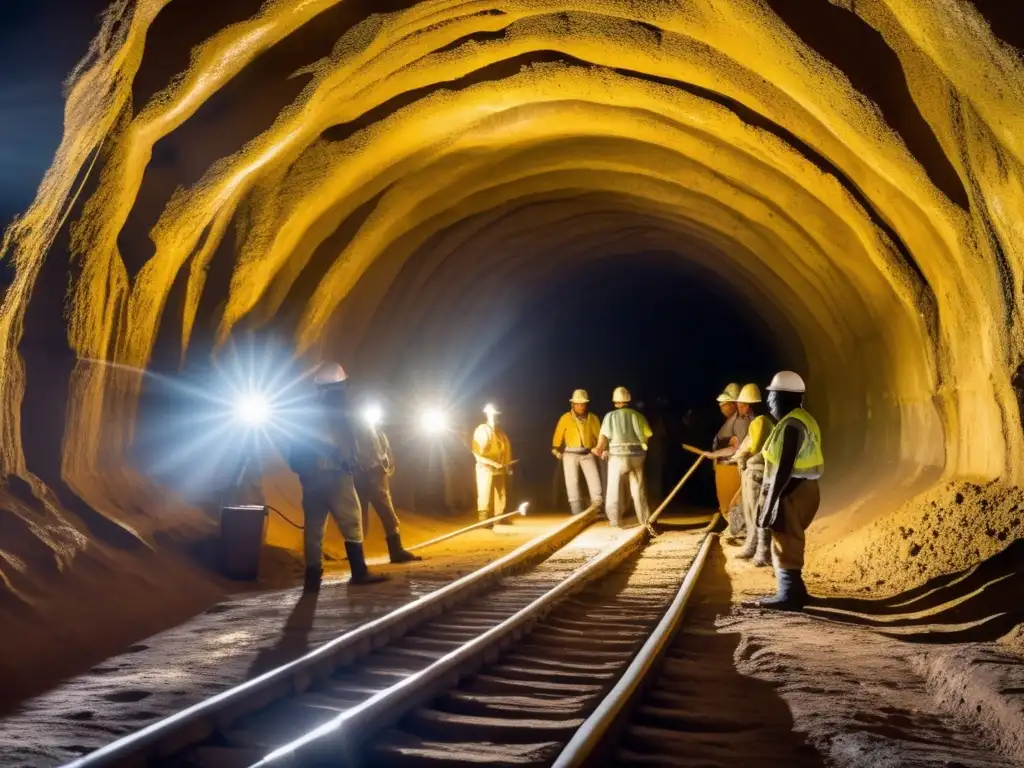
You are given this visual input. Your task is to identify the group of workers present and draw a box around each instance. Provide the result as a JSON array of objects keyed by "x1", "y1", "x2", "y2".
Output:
[
  {"x1": 288, "y1": 359, "x2": 822, "y2": 611},
  {"x1": 701, "y1": 372, "x2": 824, "y2": 610},
  {"x1": 550, "y1": 387, "x2": 655, "y2": 532}
]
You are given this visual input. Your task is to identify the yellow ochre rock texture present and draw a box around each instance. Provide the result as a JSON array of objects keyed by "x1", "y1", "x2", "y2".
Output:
[{"x1": 0, "y1": 1, "x2": 1022, "y2": 615}]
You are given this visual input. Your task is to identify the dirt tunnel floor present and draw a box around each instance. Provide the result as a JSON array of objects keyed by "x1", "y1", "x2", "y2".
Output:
[{"x1": 705, "y1": 539, "x2": 1024, "y2": 768}]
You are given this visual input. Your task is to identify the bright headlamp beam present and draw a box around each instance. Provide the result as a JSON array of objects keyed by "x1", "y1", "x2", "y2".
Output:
[
  {"x1": 363, "y1": 404, "x2": 383, "y2": 427},
  {"x1": 420, "y1": 407, "x2": 448, "y2": 434},
  {"x1": 234, "y1": 393, "x2": 272, "y2": 426}
]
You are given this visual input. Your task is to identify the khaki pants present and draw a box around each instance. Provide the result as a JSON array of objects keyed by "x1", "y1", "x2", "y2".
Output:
[
  {"x1": 355, "y1": 465, "x2": 400, "y2": 538},
  {"x1": 476, "y1": 466, "x2": 508, "y2": 520},
  {"x1": 301, "y1": 470, "x2": 363, "y2": 568},
  {"x1": 714, "y1": 463, "x2": 741, "y2": 515},
  {"x1": 771, "y1": 479, "x2": 821, "y2": 569},
  {"x1": 741, "y1": 458, "x2": 765, "y2": 536},
  {"x1": 562, "y1": 451, "x2": 603, "y2": 515},
  {"x1": 606, "y1": 454, "x2": 649, "y2": 526}
]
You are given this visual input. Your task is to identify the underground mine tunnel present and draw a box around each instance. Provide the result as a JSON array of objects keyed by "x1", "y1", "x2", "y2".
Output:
[{"x1": 1, "y1": 0, "x2": 1023, "y2": 766}]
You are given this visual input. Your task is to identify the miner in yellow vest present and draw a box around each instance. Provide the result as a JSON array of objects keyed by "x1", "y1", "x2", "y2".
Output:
[
  {"x1": 755, "y1": 371, "x2": 823, "y2": 610},
  {"x1": 732, "y1": 384, "x2": 776, "y2": 564},
  {"x1": 552, "y1": 389, "x2": 603, "y2": 515},
  {"x1": 472, "y1": 403, "x2": 514, "y2": 529}
]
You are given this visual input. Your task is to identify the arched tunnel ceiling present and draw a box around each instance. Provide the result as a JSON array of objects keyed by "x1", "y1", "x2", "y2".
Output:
[{"x1": 0, "y1": 0, "x2": 1023, "y2": 498}]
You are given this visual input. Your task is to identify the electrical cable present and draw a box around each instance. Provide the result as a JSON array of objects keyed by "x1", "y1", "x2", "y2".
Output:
[{"x1": 266, "y1": 505, "x2": 304, "y2": 530}]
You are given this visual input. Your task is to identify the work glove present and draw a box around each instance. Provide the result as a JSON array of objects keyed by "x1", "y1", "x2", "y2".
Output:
[{"x1": 552, "y1": 449, "x2": 563, "y2": 460}]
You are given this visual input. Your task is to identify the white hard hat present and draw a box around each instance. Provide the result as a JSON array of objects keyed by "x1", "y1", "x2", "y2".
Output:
[
  {"x1": 313, "y1": 361, "x2": 347, "y2": 386},
  {"x1": 570, "y1": 389, "x2": 590, "y2": 404},
  {"x1": 737, "y1": 383, "x2": 762, "y2": 404},
  {"x1": 483, "y1": 403, "x2": 501, "y2": 416},
  {"x1": 612, "y1": 386, "x2": 631, "y2": 403},
  {"x1": 716, "y1": 383, "x2": 741, "y2": 403},
  {"x1": 767, "y1": 371, "x2": 806, "y2": 394}
]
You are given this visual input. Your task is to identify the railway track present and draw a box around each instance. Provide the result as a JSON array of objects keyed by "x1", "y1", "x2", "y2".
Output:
[
  {"x1": 362, "y1": 525, "x2": 710, "y2": 767},
  {"x1": 64, "y1": 460, "x2": 713, "y2": 768}
]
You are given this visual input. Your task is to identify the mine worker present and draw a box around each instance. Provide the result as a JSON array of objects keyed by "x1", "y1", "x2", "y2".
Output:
[
  {"x1": 594, "y1": 386, "x2": 654, "y2": 534},
  {"x1": 353, "y1": 402, "x2": 421, "y2": 564},
  {"x1": 729, "y1": 384, "x2": 776, "y2": 564},
  {"x1": 552, "y1": 389, "x2": 603, "y2": 515},
  {"x1": 712, "y1": 382, "x2": 750, "y2": 523},
  {"x1": 472, "y1": 403, "x2": 514, "y2": 529},
  {"x1": 702, "y1": 382, "x2": 770, "y2": 553},
  {"x1": 287, "y1": 362, "x2": 388, "y2": 592},
  {"x1": 755, "y1": 371, "x2": 824, "y2": 610}
]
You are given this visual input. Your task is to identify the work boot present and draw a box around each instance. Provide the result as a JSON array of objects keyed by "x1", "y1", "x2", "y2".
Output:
[
  {"x1": 736, "y1": 529, "x2": 758, "y2": 560},
  {"x1": 345, "y1": 542, "x2": 389, "y2": 585},
  {"x1": 386, "y1": 533, "x2": 422, "y2": 564},
  {"x1": 303, "y1": 567, "x2": 323, "y2": 593},
  {"x1": 752, "y1": 528, "x2": 772, "y2": 567},
  {"x1": 757, "y1": 568, "x2": 809, "y2": 611},
  {"x1": 478, "y1": 510, "x2": 494, "y2": 530}
]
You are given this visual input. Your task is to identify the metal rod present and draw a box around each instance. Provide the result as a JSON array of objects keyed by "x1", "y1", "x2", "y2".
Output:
[
  {"x1": 406, "y1": 503, "x2": 531, "y2": 552},
  {"x1": 649, "y1": 454, "x2": 706, "y2": 526}
]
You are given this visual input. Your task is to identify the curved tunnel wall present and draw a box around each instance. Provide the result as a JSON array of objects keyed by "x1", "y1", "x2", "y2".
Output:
[{"x1": 0, "y1": 0, "x2": 1021, "y2": 541}]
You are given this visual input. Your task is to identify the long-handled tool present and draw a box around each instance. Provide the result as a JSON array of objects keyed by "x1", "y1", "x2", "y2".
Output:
[{"x1": 645, "y1": 454, "x2": 706, "y2": 535}]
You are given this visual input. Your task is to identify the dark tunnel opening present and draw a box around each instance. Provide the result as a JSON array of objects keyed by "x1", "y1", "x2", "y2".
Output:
[{"x1": 131, "y1": 249, "x2": 791, "y2": 514}]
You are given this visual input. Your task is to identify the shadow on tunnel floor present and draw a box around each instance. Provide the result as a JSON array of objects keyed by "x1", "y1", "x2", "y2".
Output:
[
  {"x1": 613, "y1": 542, "x2": 825, "y2": 765},
  {"x1": 804, "y1": 538, "x2": 1024, "y2": 644}
]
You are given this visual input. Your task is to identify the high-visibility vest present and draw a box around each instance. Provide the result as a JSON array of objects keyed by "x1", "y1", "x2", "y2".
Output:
[{"x1": 761, "y1": 408, "x2": 823, "y2": 479}]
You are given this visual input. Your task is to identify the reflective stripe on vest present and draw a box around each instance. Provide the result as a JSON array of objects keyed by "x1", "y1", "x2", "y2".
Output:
[{"x1": 761, "y1": 408, "x2": 823, "y2": 478}]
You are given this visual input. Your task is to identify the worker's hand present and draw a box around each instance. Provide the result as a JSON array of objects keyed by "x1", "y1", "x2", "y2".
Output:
[
  {"x1": 552, "y1": 449, "x2": 563, "y2": 460},
  {"x1": 729, "y1": 436, "x2": 739, "y2": 448}
]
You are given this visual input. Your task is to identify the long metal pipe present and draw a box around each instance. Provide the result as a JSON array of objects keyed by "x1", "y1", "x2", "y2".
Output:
[{"x1": 406, "y1": 502, "x2": 530, "y2": 552}]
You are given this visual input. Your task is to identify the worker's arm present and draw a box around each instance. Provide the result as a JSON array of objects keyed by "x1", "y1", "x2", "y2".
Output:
[
  {"x1": 703, "y1": 436, "x2": 739, "y2": 459},
  {"x1": 594, "y1": 414, "x2": 612, "y2": 457},
  {"x1": 759, "y1": 424, "x2": 800, "y2": 527},
  {"x1": 551, "y1": 414, "x2": 567, "y2": 457}
]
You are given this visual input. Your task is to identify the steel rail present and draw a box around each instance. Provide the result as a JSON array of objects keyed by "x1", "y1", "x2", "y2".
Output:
[
  {"x1": 251, "y1": 459, "x2": 708, "y2": 767},
  {"x1": 256, "y1": 520, "x2": 660, "y2": 766},
  {"x1": 64, "y1": 504, "x2": 601, "y2": 768},
  {"x1": 551, "y1": 530, "x2": 717, "y2": 768}
]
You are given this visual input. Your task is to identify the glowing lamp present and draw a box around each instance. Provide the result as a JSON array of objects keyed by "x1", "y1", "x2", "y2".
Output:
[
  {"x1": 420, "y1": 407, "x2": 448, "y2": 434},
  {"x1": 362, "y1": 404, "x2": 383, "y2": 427},
  {"x1": 483, "y1": 403, "x2": 499, "y2": 417},
  {"x1": 235, "y1": 393, "x2": 271, "y2": 426}
]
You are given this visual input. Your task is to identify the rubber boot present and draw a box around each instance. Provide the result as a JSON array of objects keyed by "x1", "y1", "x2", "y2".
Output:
[
  {"x1": 752, "y1": 528, "x2": 772, "y2": 568},
  {"x1": 303, "y1": 567, "x2": 323, "y2": 593},
  {"x1": 736, "y1": 528, "x2": 758, "y2": 560},
  {"x1": 478, "y1": 510, "x2": 494, "y2": 530},
  {"x1": 345, "y1": 542, "x2": 389, "y2": 585},
  {"x1": 386, "y1": 533, "x2": 422, "y2": 564},
  {"x1": 757, "y1": 568, "x2": 808, "y2": 611}
]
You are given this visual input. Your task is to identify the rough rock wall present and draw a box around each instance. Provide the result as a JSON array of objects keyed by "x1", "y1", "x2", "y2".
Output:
[{"x1": 0, "y1": 1, "x2": 1022, "y2": 599}]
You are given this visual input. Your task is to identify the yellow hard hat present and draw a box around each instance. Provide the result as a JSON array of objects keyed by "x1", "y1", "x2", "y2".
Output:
[
  {"x1": 570, "y1": 389, "x2": 590, "y2": 404},
  {"x1": 716, "y1": 382, "x2": 740, "y2": 403},
  {"x1": 737, "y1": 383, "x2": 762, "y2": 404},
  {"x1": 612, "y1": 386, "x2": 631, "y2": 403}
]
